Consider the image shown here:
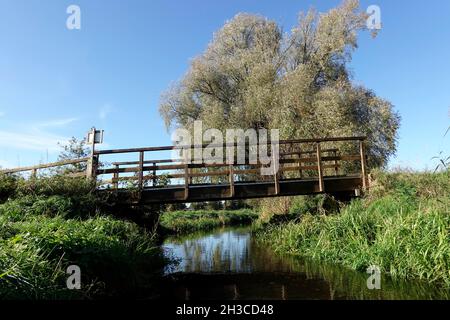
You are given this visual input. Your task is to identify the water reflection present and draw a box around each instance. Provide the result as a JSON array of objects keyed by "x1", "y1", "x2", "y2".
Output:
[{"x1": 161, "y1": 227, "x2": 450, "y2": 300}]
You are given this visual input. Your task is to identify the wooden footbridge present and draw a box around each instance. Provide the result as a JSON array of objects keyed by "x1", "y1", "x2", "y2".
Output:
[{"x1": 1, "y1": 135, "x2": 369, "y2": 205}]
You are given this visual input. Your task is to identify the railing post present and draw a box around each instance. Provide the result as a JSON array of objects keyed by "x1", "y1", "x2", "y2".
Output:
[
  {"x1": 333, "y1": 150, "x2": 339, "y2": 176},
  {"x1": 138, "y1": 151, "x2": 144, "y2": 190},
  {"x1": 316, "y1": 142, "x2": 324, "y2": 192},
  {"x1": 359, "y1": 140, "x2": 368, "y2": 190},
  {"x1": 272, "y1": 144, "x2": 279, "y2": 195},
  {"x1": 229, "y1": 164, "x2": 235, "y2": 198},
  {"x1": 184, "y1": 151, "x2": 189, "y2": 200},
  {"x1": 113, "y1": 164, "x2": 119, "y2": 190},
  {"x1": 86, "y1": 127, "x2": 97, "y2": 180},
  {"x1": 298, "y1": 152, "x2": 303, "y2": 179},
  {"x1": 152, "y1": 162, "x2": 157, "y2": 187}
]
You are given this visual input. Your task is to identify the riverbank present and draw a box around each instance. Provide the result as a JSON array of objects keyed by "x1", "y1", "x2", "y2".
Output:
[
  {"x1": 0, "y1": 175, "x2": 168, "y2": 299},
  {"x1": 160, "y1": 209, "x2": 258, "y2": 234},
  {"x1": 255, "y1": 170, "x2": 450, "y2": 288}
]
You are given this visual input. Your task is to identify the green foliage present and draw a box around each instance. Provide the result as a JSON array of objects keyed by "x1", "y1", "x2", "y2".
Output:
[
  {"x1": 255, "y1": 171, "x2": 450, "y2": 287},
  {"x1": 159, "y1": 0, "x2": 400, "y2": 169},
  {"x1": 0, "y1": 175, "x2": 168, "y2": 299},
  {"x1": 0, "y1": 174, "x2": 19, "y2": 203},
  {"x1": 160, "y1": 209, "x2": 257, "y2": 234},
  {"x1": 0, "y1": 214, "x2": 166, "y2": 299},
  {"x1": 57, "y1": 136, "x2": 90, "y2": 173}
]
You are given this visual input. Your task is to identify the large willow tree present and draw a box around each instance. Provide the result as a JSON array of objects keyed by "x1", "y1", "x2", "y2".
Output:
[{"x1": 159, "y1": 0, "x2": 400, "y2": 168}]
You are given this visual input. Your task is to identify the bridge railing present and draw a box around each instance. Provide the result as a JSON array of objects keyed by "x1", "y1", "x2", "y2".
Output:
[
  {"x1": 0, "y1": 136, "x2": 368, "y2": 196},
  {"x1": 0, "y1": 158, "x2": 89, "y2": 178},
  {"x1": 93, "y1": 136, "x2": 368, "y2": 195}
]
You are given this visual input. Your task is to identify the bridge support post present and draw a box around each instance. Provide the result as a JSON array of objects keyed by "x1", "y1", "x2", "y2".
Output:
[
  {"x1": 316, "y1": 142, "x2": 324, "y2": 192},
  {"x1": 359, "y1": 140, "x2": 368, "y2": 190}
]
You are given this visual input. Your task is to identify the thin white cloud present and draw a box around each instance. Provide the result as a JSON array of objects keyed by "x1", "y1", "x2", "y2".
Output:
[
  {"x1": 99, "y1": 104, "x2": 113, "y2": 120},
  {"x1": 0, "y1": 130, "x2": 69, "y2": 152},
  {"x1": 37, "y1": 117, "x2": 78, "y2": 128}
]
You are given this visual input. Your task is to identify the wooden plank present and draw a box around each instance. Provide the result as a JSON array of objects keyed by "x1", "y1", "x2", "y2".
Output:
[
  {"x1": 316, "y1": 143, "x2": 324, "y2": 192},
  {"x1": 0, "y1": 157, "x2": 89, "y2": 174}
]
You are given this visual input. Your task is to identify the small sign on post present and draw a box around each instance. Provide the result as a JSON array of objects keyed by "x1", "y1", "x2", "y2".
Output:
[
  {"x1": 87, "y1": 129, "x2": 104, "y2": 145},
  {"x1": 86, "y1": 127, "x2": 103, "y2": 179}
]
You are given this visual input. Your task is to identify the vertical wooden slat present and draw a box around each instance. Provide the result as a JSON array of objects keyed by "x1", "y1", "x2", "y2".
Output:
[
  {"x1": 298, "y1": 152, "x2": 303, "y2": 179},
  {"x1": 229, "y1": 165, "x2": 235, "y2": 197},
  {"x1": 333, "y1": 150, "x2": 339, "y2": 176},
  {"x1": 316, "y1": 142, "x2": 324, "y2": 192},
  {"x1": 152, "y1": 162, "x2": 157, "y2": 187},
  {"x1": 138, "y1": 151, "x2": 144, "y2": 190},
  {"x1": 272, "y1": 145, "x2": 279, "y2": 195},
  {"x1": 113, "y1": 164, "x2": 119, "y2": 190},
  {"x1": 184, "y1": 151, "x2": 189, "y2": 200},
  {"x1": 360, "y1": 140, "x2": 368, "y2": 190}
]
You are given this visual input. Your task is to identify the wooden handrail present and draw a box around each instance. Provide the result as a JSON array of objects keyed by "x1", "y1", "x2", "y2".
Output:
[
  {"x1": 94, "y1": 136, "x2": 366, "y2": 155},
  {"x1": 0, "y1": 157, "x2": 89, "y2": 174}
]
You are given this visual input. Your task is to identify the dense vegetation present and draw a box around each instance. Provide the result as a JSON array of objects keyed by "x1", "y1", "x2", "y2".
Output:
[
  {"x1": 0, "y1": 174, "x2": 168, "y2": 299},
  {"x1": 160, "y1": 209, "x2": 258, "y2": 234},
  {"x1": 255, "y1": 170, "x2": 450, "y2": 288}
]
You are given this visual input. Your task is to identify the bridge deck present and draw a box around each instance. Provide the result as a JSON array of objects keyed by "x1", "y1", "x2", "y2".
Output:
[
  {"x1": 112, "y1": 175, "x2": 363, "y2": 204},
  {"x1": 1, "y1": 136, "x2": 369, "y2": 205}
]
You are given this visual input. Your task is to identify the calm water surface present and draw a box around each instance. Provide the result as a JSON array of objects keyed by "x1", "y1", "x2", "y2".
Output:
[{"x1": 160, "y1": 227, "x2": 449, "y2": 300}]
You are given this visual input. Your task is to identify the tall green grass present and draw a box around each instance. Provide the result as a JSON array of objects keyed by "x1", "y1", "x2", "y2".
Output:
[
  {"x1": 160, "y1": 209, "x2": 258, "y2": 234},
  {"x1": 0, "y1": 175, "x2": 168, "y2": 299},
  {"x1": 256, "y1": 170, "x2": 450, "y2": 287}
]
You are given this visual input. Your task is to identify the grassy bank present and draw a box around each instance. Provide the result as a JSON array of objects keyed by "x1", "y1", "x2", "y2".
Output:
[
  {"x1": 160, "y1": 209, "x2": 258, "y2": 234},
  {"x1": 0, "y1": 175, "x2": 168, "y2": 299},
  {"x1": 255, "y1": 170, "x2": 450, "y2": 287}
]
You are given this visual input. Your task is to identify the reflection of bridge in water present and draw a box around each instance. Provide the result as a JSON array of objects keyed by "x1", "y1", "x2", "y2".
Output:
[{"x1": 1, "y1": 136, "x2": 369, "y2": 205}]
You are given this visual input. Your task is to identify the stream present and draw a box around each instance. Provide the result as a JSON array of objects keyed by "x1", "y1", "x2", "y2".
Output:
[{"x1": 159, "y1": 226, "x2": 449, "y2": 300}]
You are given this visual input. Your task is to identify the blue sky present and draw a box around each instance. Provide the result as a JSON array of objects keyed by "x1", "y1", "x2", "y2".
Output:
[{"x1": 0, "y1": 0, "x2": 449, "y2": 170}]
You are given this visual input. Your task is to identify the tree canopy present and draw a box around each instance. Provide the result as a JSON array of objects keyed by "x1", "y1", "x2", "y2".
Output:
[{"x1": 159, "y1": 0, "x2": 400, "y2": 168}]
